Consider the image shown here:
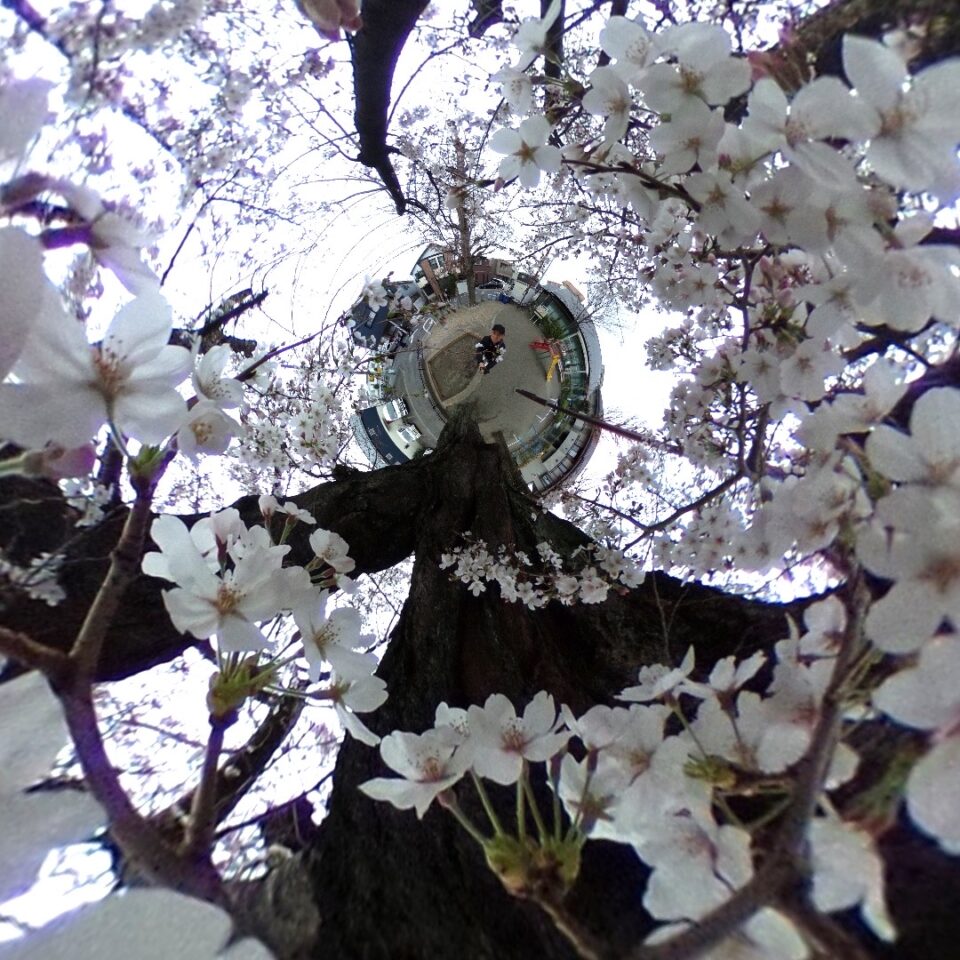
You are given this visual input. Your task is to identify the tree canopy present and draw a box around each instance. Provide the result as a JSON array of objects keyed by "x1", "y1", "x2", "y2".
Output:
[{"x1": 2, "y1": 1, "x2": 960, "y2": 958}]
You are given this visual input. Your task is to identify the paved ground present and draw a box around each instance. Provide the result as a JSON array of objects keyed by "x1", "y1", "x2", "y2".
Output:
[{"x1": 388, "y1": 296, "x2": 562, "y2": 450}]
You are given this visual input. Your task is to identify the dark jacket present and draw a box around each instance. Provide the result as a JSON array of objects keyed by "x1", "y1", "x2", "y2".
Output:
[{"x1": 475, "y1": 335, "x2": 506, "y2": 369}]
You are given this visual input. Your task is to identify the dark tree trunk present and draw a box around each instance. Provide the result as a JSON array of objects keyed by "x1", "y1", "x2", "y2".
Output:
[{"x1": 256, "y1": 416, "x2": 795, "y2": 959}]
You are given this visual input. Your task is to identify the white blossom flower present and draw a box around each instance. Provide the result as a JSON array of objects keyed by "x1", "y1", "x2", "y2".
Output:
[
  {"x1": 193, "y1": 344, "x2": 244, "y2": 409},
  {"x1": 0, "y1": 290, "x2": 189, "y2": 447},
  {"x1": 177, "y1": 400, "x2": 238, "y2": 460},
  {"x1": 867, "y1": 387, "x2": 960, "y2": 490},
  {"x1": 491, "y1": 66, "x2": 533, "y2": 114},
  {"x1": 0, "y1": 77, "x2": 53, "y2": 166},
  {"x1": 577, "y1": 566, "x2": 609, "y2": 604},
  {"x1": 599, "y1": 16, "x2": 656, "y2": 86},
  {"x1": 679, "y1": 651, "x2": 765, "y2": 702},
  {"x1": 489, "y1": 116, "x2": 561, "y2": 189},
  {"x1": 648, "y1": 99, "x2": 724, "y2": 175},
  {"x1": 619, "y1": 646, "x2": 694, "y2": 702},
  {"x1": 873, "y1": 634, "x2": 960, "y2": 852},
  {"x1": 555, "y1": 752, "x2": 624, "y2": 837},
  {"x1": 511, "y1": 0, "x2": 562, "y2": 71},
  {"x1": 778, "y1": 336, "x2": 845, "y2": 402},
  {"x1": 433, "y1": 702, "x2": 472, "y2": 747},
  {"x1": 360, "y1": 276, "x2": 388, "y2": 310},
  {"x1": 582, "y1": 67, "x2": 632, "y2": 144},
  {"x1": 330, "y1": 670, "x2": 387, "y2": 746},
  {"x1": 292, "y1": 590, "x2": 373, "y2": 682},
  {"x1": 467, "y1": 691, "x2": 570, "y2": 784},
  {"x1": 685, "y1": 171, "x2": 760, "y2": 247},
  {"x1": 859, "y1": 487, "x2": 960, "y2": 652},
  {"x1": 640, "y1": 23, "x2": 751, "y2": 112},
  {"x1": 797, "y1": 596, "x2": 846, "y2": 659},
  {"x1": 809, "y1": 816, "x2": 895, "y2": 941},
  {"x1": 258, "y1": 495, "x2": 315, "y2": 526},
  {"x1": 561, "y1": 703, "x2": 631, "y2": 752},
  {"x1": 359, "y1": 729, "x2": 470, "y2": 818},
  {"x1": 850, "y1": 244, "x2": 960, "y2": 333},
  {"x1": 0, "y1": 228, "x2": 50, "y2": 379},
  {"x1": 842, "y1": 35, "x2": 960, "y2": 196},
  {"x1": 55, "y1": 182, "x2": 160, "y2": 294},
  {"x1": 309, "y1": 528, "x2": 356, "y2": 573},
  {"x1": 640, "y1": 812, "x2": 753, "y2": 920},
  {"x1": 743, "y1": 76, "x2": 869, "y2": 188},
  {"x1": 143, "y1": 514, "x2": 290, "y2": 652}
]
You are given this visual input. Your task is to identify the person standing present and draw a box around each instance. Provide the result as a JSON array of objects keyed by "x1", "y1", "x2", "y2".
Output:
[{"x1": 475, "y1": 323, "x2": 506, "y2": 375}]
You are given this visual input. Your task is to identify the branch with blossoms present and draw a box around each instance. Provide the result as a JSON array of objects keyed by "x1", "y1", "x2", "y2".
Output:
[
  {"x1": 0, "y1": 74, "x2": 397, "y2": 924},
  {"x1": 440, "y1": 534, "x2": 645, "y2": 607},
  {"x1": 335, "y1": 4, "x2": 960, "y2": 955},
  {"x1": 359, "y1": 569, "x2": 904, "y2": 960}
]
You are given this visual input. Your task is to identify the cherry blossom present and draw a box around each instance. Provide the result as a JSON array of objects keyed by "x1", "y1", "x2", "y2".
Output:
[
  {"x1": 177, "y1": 401, "x2": 238, "y2": 460},
  {"x1": 598, "y1": 16, "x2": 657, "y2": 86},
  {"x1": 555, "y1": 752, "x2": 625, "y2": 837},
  {"x1": 0, "y1": 77, "x2": 52, "y2": 166},
  {"x1": 359, "y1": 730, "x2": 471, "y2": 818},
  {"x1": 859, "y1": 487, "x2": 960, "y2": 652},
  {"x1": 329, "y1": 671, "x2": 388, "y2": 746},
  {"x1": 842, "y1": 35, "x2": 960, "y2": 196},
  {"x1": 639, "y1": 811, "x2": 753, "y2": 920},
  {"x1": 309, "y1": 528, "x2": 356, "y2": 574},
  {"x1": 619, "y1": 646, "x2": 694, "y2": 702},
  {"x1": 193, "y1": 344, "x2": 244, "y2": 409},
  {"x1": 511, "y1": 0, "x2": 562, "y2": 71},
  {"x1": 679, "y1": 651, "x2": 765, "y2": 703},
  {"x1": 0, "y1": 290, "x2": 189, "y2": 447},
  {"x1": 143, "y1": 514, "x2": 297, "y2": 652},
  {"x1": 467, "y1": 691, "x2": 570, "y2": 785},
  {"x1": 808, "y1": 816, "x2": 894, "y2": 940},
  {"x1": 743, "y1": 76, "x2": 867, "y2": 188},
  {"x1": 292, "y1": 590, "x2": 373, "y2": 681},
  {"x1": 873, "y1": 634, "x2": 960, "y2": 851},
  {"x1": 640, "y1": 23, "x2": 751, "y2": 112},
  {"x1": 54, "y1": 182, "x2": 160, "y2": 294},
  {"x1": 0, "y1": 228, "x2": 49, "y2": 378},
  {"x1": 489, "y1": 116, "x2": 561, "y2": 189},
  {"x1": 582, "y1": 67, "x2": 632, "y2": 145},
  {"x1": 648, "y1": 99, "x2": 724, "y2": 175},
  {"x1": 867, "y1": 388, "x2": 960, "y2": 490},
  {"x1": 258, "y1": 495, "x2": 316, "y2": 526},
  {"x1": 492, "y1": 66, "x2": 533, "y2": 114}
]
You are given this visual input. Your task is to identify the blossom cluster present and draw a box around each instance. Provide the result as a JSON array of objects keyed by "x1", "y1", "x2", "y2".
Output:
[
  {"x1": 141, "y1": 503, "x2": 386, "y2": 744},
  {"x1": 360, "y1": 608, "x2": 896, "y2": 953},
  {"x1": 439, "y1": 535, "x2": 644, "y2": 607}
]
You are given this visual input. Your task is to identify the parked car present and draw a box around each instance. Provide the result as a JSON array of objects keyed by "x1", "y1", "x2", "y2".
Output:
[
  {"x1": 397, "y1": 423, "x2": 422, "y2": 447},
  {"x1": 477, "y1": 278, "x2": 507, "y2": 290},
  {"x1": 381, "y1": 398, "x2": 408, "y2": 423}
]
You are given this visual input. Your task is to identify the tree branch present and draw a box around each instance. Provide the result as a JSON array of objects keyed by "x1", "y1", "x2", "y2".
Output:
[{"x1": 349, "y1": 0, "x2": 429, "y2": 213}]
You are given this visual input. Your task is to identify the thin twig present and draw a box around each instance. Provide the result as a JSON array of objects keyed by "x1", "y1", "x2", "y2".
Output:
[
  {"x1": 537, "y1": 895, "x2": 611, "y2": 960},
  {"x1": 182, "y1": 715, "x2": 232, "y2": 857},
  {"x1": 58, "y1": 684, "x2": 225, "y2": 901},
  {"x1": 0, "y1": 626, "x2": 70, "y2": 679},
  {"x1": 69, "y1": 484, "x2": 154, "y2": 679}
]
